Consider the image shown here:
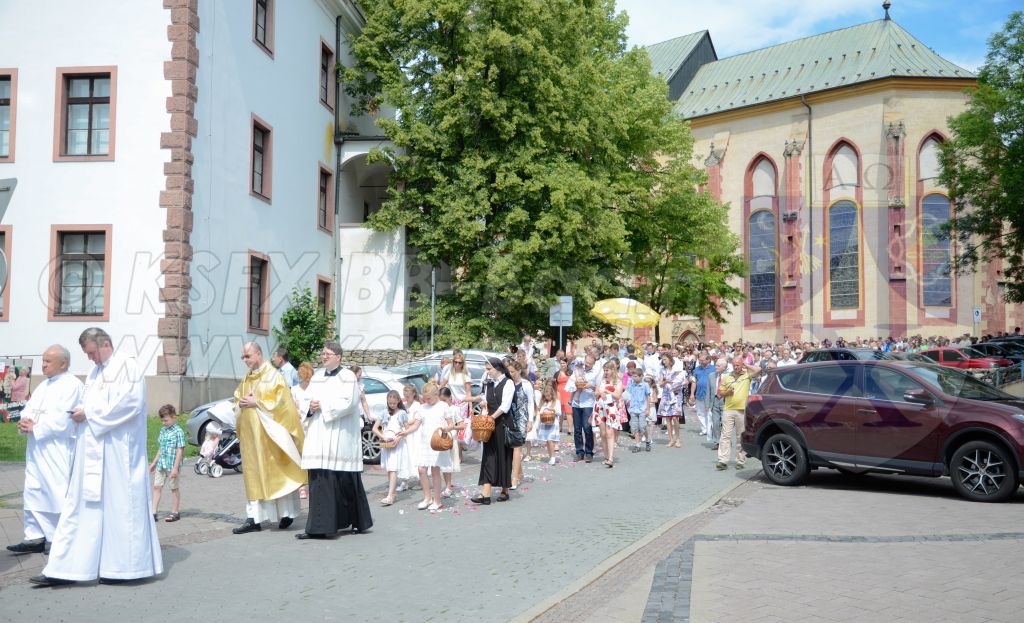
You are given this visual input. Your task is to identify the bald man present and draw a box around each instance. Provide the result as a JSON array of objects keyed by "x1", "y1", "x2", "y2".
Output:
[{"x1": 7, "y1": 346, "x2": 83, "y2": 555}]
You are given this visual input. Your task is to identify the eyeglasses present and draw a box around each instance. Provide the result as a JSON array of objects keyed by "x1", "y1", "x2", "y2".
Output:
[
  {"x1": 321, "y1": 350, "x2": 340, "y2": 357},
  {"x1": 453, "y1": 360, "x2": 464, "y2": 364}
]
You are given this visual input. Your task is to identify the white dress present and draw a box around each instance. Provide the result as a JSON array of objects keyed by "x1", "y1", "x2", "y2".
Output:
[
  {"x1": 380, "y1": 411, "x2": 415, "y2": 479},
  {"x1": 441, "y1": 403, "x2": 463, "y2": 474},
  {"x1": 415, "y1": 401, "x2": 452, "y2": 469},
  {"x1": 534, "y1": 399, "x2": 561, "y2": 443}
]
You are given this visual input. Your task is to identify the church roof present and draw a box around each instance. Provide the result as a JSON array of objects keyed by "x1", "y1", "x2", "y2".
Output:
[
  {"x1": 647, "y1": 18, "x2": 975, "y2": 120},
  {"x1": 645, "y1": 31, "x2": 712, "y2": 82}
]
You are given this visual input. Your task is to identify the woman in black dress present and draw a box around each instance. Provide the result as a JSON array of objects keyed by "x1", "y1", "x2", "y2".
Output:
[{"x1": 471, "y1": 357, "x2": 515, "y2": 505}]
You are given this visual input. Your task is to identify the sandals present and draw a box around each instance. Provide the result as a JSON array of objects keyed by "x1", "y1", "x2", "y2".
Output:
[
  {"x1": 164, "y1": 512, "x2": 180, "y2": 522},
  {"x1": 603, "y1": 460, "x2": 614, "y2": 468}
]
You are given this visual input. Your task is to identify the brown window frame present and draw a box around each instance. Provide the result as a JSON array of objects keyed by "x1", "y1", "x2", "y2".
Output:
[
  {"x1": 253, "y1": 0, "x2": 275, "y2": 58},
  {"x1": 52, "y1": 67, "x2": 117, "y2": 162},
  {"x1": 250, "y1": 114, "x2": 272, "y2": 203},
  {"x1": 317, "y1": 162, "x2": 333, "y2": 233},
  {"x1": 316, "y1": 275, "x2": 333, "y2": 316},
  {"x1": 247, "y1": 251, "x2": 270, "y2": 334},
  {"x1": 0, "y1": 69, "x2": 17, "y2": 162},
  {"x1": 47, "y1": 224, "x2": 113, "y2": 322},
  {"x1": 0, "y1": 225, "x2": 11, "y2": 320},
  {"x1": 319, "y1": 39, "x2": 335, "y2": 111}
]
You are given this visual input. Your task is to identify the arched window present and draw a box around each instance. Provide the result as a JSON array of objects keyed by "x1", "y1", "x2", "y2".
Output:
[
  {"x1": 828, "y1": 143, "x2": 859, "y2": 196},
  {"x1": 828, "y1": 200, "x2": 859, "y2": 309},
  {"x1": 749, "y1": 210, "x2": 776, "y2": 313},
  {"x1": 751, "y1": 158, "x2": 776, "y2": 198},
  {"x1": 921, "y1": 193, "x2": 952, "y2": 306},
  {"x1": 919, "y1": 137, "x2": 942, "y2": 180}
]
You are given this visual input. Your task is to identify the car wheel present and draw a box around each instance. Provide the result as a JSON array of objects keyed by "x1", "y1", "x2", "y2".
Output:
[
  {"x1": 197, "y1": 421, "x2": 209, "y2": 447},
  {"x1": 761, "y1": 433, "x2": 809, "y2": 486},
  {"x1": 950, "y1": 440, "x2": 1018, "y2": 502},
  {"x1": 362, "y1": 427, "x2": 381, "y2": 465}
]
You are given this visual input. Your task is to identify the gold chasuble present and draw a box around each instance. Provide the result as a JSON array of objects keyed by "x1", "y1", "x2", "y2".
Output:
[{"x1": 233, "y1": 361, "x2": 306, "y2": 501}]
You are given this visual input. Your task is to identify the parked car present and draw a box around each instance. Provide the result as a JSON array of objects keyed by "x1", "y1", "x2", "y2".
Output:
[
  {"x1": 798, "y1": 348, "x2": 897, "y2": 363},
  {"x1": 889, "y1": 352, "x2": 932, "y2": 363},
  {"x1": 971, "y1": 342, "x2": 1024, "y2": 365},
  {"x1": 919, "y1": 346, "x2": 1012, "y2": 369},
  {"x1": 185, "y1": 368, "x2": 421, "y2": 465},
  {"x1": 387, "y1": 349, "x2": 506, "y2": 397},
  {"x1": 742, "y1": 360, "x2": 1024, "y2": 502}
]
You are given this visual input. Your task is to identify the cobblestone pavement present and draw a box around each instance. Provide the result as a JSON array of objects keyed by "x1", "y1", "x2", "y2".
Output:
[
  {"x1": 0, "y1": 417, "x2": 748, "y2": 622},
  {"x1": 643, "y1": 471, "x2": 1024, "y2": 623}
]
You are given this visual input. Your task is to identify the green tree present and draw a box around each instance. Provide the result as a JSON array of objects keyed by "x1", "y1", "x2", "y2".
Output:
[
  {"x1": 624, "y1": 155, "x2": 744, "y2": 342},
  {"x1": 940, "y1": 11, "x2": 1024, "y2": 302},
  {"x1": 345, "y1": 0, "x2": 700, "y2": 345},
  {"x1": 273, "y1": 287, "x2": 336, "y2": 365}
]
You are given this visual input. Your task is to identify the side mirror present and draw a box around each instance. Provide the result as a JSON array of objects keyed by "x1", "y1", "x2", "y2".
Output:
[{"x1": 904, "y1": 389, "x2": 935, "y2": 406}]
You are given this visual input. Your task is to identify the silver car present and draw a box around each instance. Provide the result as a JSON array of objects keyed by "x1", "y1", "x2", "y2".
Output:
[{"x1": 185, "y1": 368, "x2": 424, "y2": 465}]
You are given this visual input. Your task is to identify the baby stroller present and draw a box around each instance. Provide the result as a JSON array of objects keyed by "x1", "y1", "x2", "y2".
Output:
[{"x1": 194, "y1": 401, "x2": 243, "y2": 478}]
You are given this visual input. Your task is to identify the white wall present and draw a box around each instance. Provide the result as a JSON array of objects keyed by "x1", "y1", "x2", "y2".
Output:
[
  {"x1": 337, "y1": 225, "x2": 406, "y2": 350},
  {"x1": 189, "y1": 0, "x2": 349, "y2": 380},
  {"x1": 0, "y1": 1, "x2": 169, "y2": 375}
]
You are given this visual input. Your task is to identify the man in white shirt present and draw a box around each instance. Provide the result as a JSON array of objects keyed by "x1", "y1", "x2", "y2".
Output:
[
  {"x1": 643, "y1": 343, "x2": 661, "y2": 378},
  {"x1": 7, "y1": 345, "x2": 82, "y2": 555},
  {"x1": 777, "y1": 348, "x2": 798, "y2": 367},
  {"x1": 34, "y1": 328, "x2": 163, "y2": 586}
]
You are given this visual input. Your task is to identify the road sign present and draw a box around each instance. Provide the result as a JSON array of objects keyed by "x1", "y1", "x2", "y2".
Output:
[
  {"x1": 973, "y1": 307, "x2": 982, "y2": 323},
  {"x1": 549, "y1": 296, "x2": 573, "y2": 327}
]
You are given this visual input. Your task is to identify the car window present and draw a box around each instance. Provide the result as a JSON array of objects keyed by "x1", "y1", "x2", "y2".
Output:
[
  {"x1": 864, "y1": 367, "x2": 924, "y2": 402},
  {"x1": 776, "y1": 368, "x2": 809, "y2": 392},
  {"x1": 922, "y1": 351, "x2": 940, "y2": 362},
  {"x1": 836, "y1": 351, "x2": 857, "y2": 361},
  {"x1": 944, "y1": 350, "x2": 965, "y2": 362},
  {"x1": 909, "y1": 364, "x2": 1014, "y2": 400},
  {"x1": 361, "y1": 378, "x2": 389, "y2": 394},
  {"x1": 961, "y1": 347, "x2": 987, "y2": 359},
  {"x1": 808, "y1": 365, "x2": 860, "y2": 397}
]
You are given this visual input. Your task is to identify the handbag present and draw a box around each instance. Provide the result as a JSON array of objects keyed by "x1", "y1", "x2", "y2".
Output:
[
  {"x1": 430, "y1": 427, "x2": 453, "y2": 451},
  {"x1": 504, "y1": 423, "x2": 526, "y2": 448},
  {"x1": 504, "y1": 384, "x2": 528, "y2": 448}
]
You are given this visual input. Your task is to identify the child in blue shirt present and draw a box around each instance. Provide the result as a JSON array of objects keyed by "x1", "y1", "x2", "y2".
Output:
[{"x1": 625, "y1": 369, "x2": 652, "y2": 453}]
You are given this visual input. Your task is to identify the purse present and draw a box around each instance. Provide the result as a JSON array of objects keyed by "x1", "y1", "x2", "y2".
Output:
[
  {"x1": 430, "y1": 427, "x2": 453, "y2": 451},
  {"x1": 504, "y1": 423, "x2": 526, "y2": 448},
  {"x1": 470, "y1": 414, "x2": 495, "y2": 442}
]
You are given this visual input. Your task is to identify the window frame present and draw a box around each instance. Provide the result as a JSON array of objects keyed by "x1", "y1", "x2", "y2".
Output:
[
  {"x1": 747, "y1": 208, "x2": 778, "y2": 315},
  {"x1": 826, "y1": 199, "x2": 862, "y2": 312},
  {"x1": 316, "y1": 275, "x2": 333, "y2": 316},
  {"x1": 246, "y1": 250, "x2": 270, "y2": 335},
  {"x1": 253, "y1": 0, "x2": 275, "y2": 58},
  {"x1": 52, "y1": 67, "x2": 117, "y2": 162},
  {"x1": 0, "y1": 69, "x2": 17, "y2": 162},
  {"x1": 250, "y1": 114, "x2": 273, "y2": 203},
  {"x1": 317, "y1": 162, "x2": 334, "y2": 233},
  {"x1": 319, "y1": 38, "x2": 336, "y2": 112},
  {"x1": 742, "y1": 154, "x2": 780, "y2": 327},
  {"x1": 47, "y1": 224, "x2": 112, "y2": 322},
  {"x1": 920, "y1": 192, "x2": 954, "y2": 308},
  {"x1": 0, "y1": 225, "x2": 11, "y2": 320}
]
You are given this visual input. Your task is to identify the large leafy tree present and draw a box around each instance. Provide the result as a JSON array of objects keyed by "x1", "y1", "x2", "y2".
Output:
[
  {"x1": 345, "y1": 0, "x2": 739, "y2": 345},
  {"x1": 625, "y1": 155, "x2": 743, "y2": 342},
  {"x1": 940, "y1": 11, "x2": 1024, "y2": 302}
]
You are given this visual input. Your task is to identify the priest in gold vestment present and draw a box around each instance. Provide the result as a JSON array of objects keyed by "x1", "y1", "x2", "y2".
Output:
[{"x1": 231, "y1": 342, "x2": 306, "y2": 534}]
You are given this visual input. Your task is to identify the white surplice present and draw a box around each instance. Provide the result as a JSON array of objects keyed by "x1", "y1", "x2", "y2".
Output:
[
  {"x1": 300, "y1": 367, "x2": 362, "y2": 472},
  {"x1": 43, "y1": 350, "x2": 163, "y2": 581},
  {"x1": 21, "y1": 372, "x2": 84, "y2": 541}
]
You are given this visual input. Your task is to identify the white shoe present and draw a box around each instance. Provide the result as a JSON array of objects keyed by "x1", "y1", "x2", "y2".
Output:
[
  {"x1": 427, "y1": 502, "x2": 441, "y2": 512},
  {"x1": 548, "y1": 457, "x2": 557, "y2": 465},
  {"x1": 380, "y1": 497, "x2": 394, "y2": 506},
  {"x1": 396, "y1": 482, "x2": 408, "y2": 492},
  {"x1": 417, "y1": 500, "x2": 431, "y2": 510},
  {"x1": 442, "y1": 488, "x2": 452, "y2": 498}
]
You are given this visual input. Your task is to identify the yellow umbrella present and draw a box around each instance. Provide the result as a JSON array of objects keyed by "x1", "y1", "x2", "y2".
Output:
[{"x1": 590, "y1": 298, "x2": 660, "y2": 328}]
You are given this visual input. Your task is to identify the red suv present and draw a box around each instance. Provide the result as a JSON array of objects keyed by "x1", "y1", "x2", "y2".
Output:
[
  {"x1": 919, "y1": 346, "x2": 1012, "y2": 369},
  {"x1": 742, "y1": 360, "x2": 1024, "y2": 502}
]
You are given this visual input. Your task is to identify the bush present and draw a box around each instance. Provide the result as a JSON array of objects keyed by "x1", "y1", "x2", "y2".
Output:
[{"x1": 273, "y1": 287, "x2": 336, "y2": 365}]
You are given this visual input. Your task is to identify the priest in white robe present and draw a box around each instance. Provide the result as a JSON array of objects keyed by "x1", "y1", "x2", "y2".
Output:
[
  {"x1": 6, "y1": 345, "x2": 83, "y2": 555},
  {"x1": 294, "y1": 342, "x2": 372, "y2": 539},
  {"x1": 32, "y1": 328, "x2": 163, "y2": 586}
]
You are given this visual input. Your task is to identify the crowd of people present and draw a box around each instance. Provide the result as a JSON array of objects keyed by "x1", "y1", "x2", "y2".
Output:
[{"x1": 7, "y1": 326, "x2": 1021, "y2": 586}]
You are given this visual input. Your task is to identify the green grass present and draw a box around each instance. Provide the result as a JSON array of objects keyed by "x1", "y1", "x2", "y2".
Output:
[{"x1": 0, "y1": 414, "x2": 198, "y2": 462}]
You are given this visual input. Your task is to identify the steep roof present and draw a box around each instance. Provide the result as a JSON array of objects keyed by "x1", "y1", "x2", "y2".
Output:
[
  {"x1": 645, "y1": 31, "x2": 711, "y2": 82},
  {"x1": 669, "y1": 18, "x2": 974, "y2": 120}
]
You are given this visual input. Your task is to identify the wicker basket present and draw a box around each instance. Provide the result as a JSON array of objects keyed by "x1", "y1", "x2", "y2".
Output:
[
  {"x1": 470, "y1": 414, "x2": 495, "y2": 442},
  {"x1": 430, "y1": 428, "x2": 453, "y2": 451},
  {"x1": 539, "y1": 410, "x2": 556, "y2": 425},
  {"x1": 379, "y1": 433, "x2": 399, "y2": 449}
]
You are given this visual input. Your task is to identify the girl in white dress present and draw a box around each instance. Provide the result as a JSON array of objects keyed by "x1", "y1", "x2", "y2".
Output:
[
  {"x1": 438, "y1": 386, "x2": 467, "y2": 497},
  {"x1": 406, "y1": 383, "x2": 453, "y2": 511},
  {"x1": 397, "y1": 384, "x2": 422, "y2": 493},
  {"x1": 372, "y1": 391, "x2": 414, "y2": 506},
  {"x1": 535, "y1": 379, "x2": 562, "y2": 465}
]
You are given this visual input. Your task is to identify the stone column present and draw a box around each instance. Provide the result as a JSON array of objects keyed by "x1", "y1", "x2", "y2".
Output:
[
  {"x1": 781, "y1": 139, "x2": 804, "y2": 341},
  {"x1": 885, "y1": 121, "x2": 908, "y2": 339},
  {"x1": 702, "y1": 143, "x2": 726, "y2": 343}
]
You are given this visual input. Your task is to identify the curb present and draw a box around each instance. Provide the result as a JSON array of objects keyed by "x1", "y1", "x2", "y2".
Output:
[{"x1": 515, "y1": 470, "x2": 760, "y2": 623}]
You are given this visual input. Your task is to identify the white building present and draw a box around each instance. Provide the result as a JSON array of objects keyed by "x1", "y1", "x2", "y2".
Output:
[{"x1": 0, "y1": 0, "x2": 408, "y2": 410}]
